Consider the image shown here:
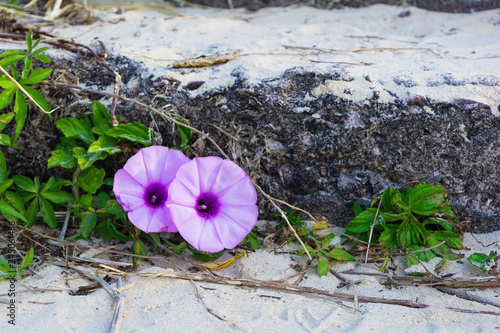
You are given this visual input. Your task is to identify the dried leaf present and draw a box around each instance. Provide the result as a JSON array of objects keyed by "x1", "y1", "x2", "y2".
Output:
[
  {"x1": 200, "y1": 251, "x2": 248, "y2": 271},
  {"x1": 312, "y1": 220, "x2": 328, "y2": 231},
  {"x1": 173, "y1": 50, "x2": 242, "y2": 69}
]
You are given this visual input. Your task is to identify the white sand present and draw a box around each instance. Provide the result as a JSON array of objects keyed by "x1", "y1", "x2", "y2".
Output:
[
  {"x1": 1, "y1": 3, "x2": 499, "y2": 332},
  {"x1": 0, "y1": 229, "x2": 499, "y2": 332},
  {"x1": 45, "y1": 4, "x2": 500, "y2": 114}
]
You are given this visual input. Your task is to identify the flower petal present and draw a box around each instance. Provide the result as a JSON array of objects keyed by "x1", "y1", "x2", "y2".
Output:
[
  {"x1": 128, "y1": 205, "x2": 176, "y2": 233},
  {"x1": 195, "y1": 156, "x2": 223, "y2": 193},
  {"x1": 169, "y1": 205, "x2": 205, "y2": 247},
  {"x1": 122, "y1": 147, "x2": 149, "y2": 186},
  {"x1": 197, "y1": 220, "x2": 224, "y2": 253},
  {"x1": 215, "y1": 205, "x2": 258, "y2": 249},
  {"x1": 113, "y1": 169, "x2": 146, "y2": 211},
  {"x1": 217, "y1": 176, "x2": 257, "y2": 206},
  {"x1": 166, "y1": 179, "x2": 197, "y2": 206},
  {"x1": 161, "y1": 149, "x2": 191, "y2": 185},
  {"x1": 140, "y1": 146, "x2": 170, "y2": 184},
  {"x1": 174, "y1": 158, "x2": 201, "y2": 196},
  {"x1": 210, "y1": 159, "x2": 248, "y2": 194}
]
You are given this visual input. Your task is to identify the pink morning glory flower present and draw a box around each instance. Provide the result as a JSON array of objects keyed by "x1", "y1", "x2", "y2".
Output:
[
  {"x1": 113, "y1": 146, "x2": 190, "y2": 233},
  {"x1": 166, "y1": 156, "x2": 259, "y2": 253}
]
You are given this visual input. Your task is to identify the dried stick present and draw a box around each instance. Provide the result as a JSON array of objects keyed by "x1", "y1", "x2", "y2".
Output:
[
  {"x1": 112, "y1": 269, "x2": 427, "y2": 309},
  {"x1": 365, "y1": 199, "x2": 382, "y2": 264},
  {"x1": 446, "y1": 307, "x2": 500, "y2": 316},
  {"x1": 436, "y1": 286, "x2": 500, "y2": 309},
  {"x1": 342, "y1": 270, "x2": 500, "y2": 288},
  {"x1": 109, "y1": 277, "x2": 126, "y2": 333},
  {"x1": 49, "y1": 259, "x2": 119, "y2": 299}
]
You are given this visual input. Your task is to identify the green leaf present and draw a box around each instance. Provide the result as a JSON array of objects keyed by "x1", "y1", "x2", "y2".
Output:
[
  {"x1": 327, "y1": 248, "x2": 355, "y2": 261},
  {"x1": 88, "y1": 134, "x2": 122, "y2": 154},
  {"x1": 428, "y1": 230, "x2": 462, "y2": 250},
  {"x1": 56, "y1": 117, "x2": 95, "y2": 144},
  {"x1": 0, "y1": 49, "x2": 25, "y2": 58},
  {"x1": 39, "y1": 196, "x2": 57, "y2": 228},
  {"x1": 0, "y1": 134, "x2": 13, "y2": 146},
  {"x1": 12, "y1": 175, "x2": 37, "y2": 192},
  {"x1": 0, "y1": 54, "x2": 25, "y2": 69},
  {"x1": 13, "y1": 88, "x2": 27, "y2": 143},
  {"x1": 92, "y1": 101, "x2": 113, "y2": 135},
  {"x1": 25, "y1": 198, "x2": 39, "y2": 228},
  {"x1": 26, "y1": 31, "x2": 33, "y2": 52},
  {"x1": 20, "y1": 68, "x2": 52, "y2": 85},
  {"x1": 97, "y1": 199, "x2": 125, "y2": 216},
  {"x1": 4, "y1": 190, "x2": 25, "y2": 214},
  {"x1": 378, "y1": 224, "x2": 399, "y2": 247},
  {"x1": 79, "y1": 193, "x2": 93, "y2": 210},
  {"x1": 0, "y1": 150, "x2": 6, "y2": 182},
  {"x1": 33, "y1": 54, "x2": 50, "y2": 63},
  {"x1": 408, "y1": 184, "x2": 444, "y2": 211},
  {"x1": 76, "y1": 166, "x2": 105, "y2": 194},
  {"x1": 0, "y1": 88, "x2": 15, "y2": 110},
  {"x1": 397, "y1": 221, "x2": 421, "y2": 248},
  {"x1": 187, "y1": 243, "x2": 224, "y2": 261},
  {"x1": 409, "y1": 213, "x2": 427, "y2": 242},
  {"x1": 132, "y1": 239, "x2": 148, "y2": 267},
  {"x1": 0, "y1": 112, "x2": 14, "y2": 131},
  {"x1": 321, "y1": 232, "x2": 336, "y2": 249},
  {"x1": 344, "y1": 208, "x2": 377, "y2": 233},
  {"x1": 0, "y1": 198, "x2": 27, "y2": 222},
  {"x1": 80, "y1": 212, "x2": 97, "y2": 238},
  {"x1": 22, "y1": 85, "x2": 49, "y2": 113},
  {"x1": 41, "y1": 190, "x2": 74, "y2": 204},
  {"x1": 31, "y1": 46, "x2": 49, "y2": 57},
  {"x1": 21, "y1": 56, "x2": 32, "y2": 80},
  {"x1": 73, "y1": 147, "x2": 108, "y2": 170},
  {"x1": 173, "y1": 118, "x2": 191, "y2": 151},
  {"x1": 105, "y1": 122, "x2": 152, "y2": 145},
  {"x1": 19, "y1": 248, "x2": 34, "y2": 270},
  {"x1": 0, "y1": 179, "x2": 13, "y2": 195},
  {"x1": 317, "y1": 253, "x2": 329, "y2": 277},
  {"x1": 47, "y1": 149, "x2": 75, "y2": 169},
  {"x1": 57, "y1": 137, "x2": 78, "y2": 153},
  {"x1": 353, "y1": 202, "x2": 363, "y2": 216},
  {"x1": 381, "y1": 187, "x2": 399, "y2": 212}
]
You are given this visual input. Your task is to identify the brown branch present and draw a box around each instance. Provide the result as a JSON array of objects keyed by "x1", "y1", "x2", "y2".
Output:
[
  {"x1": 112, "y1": 269, "x2": 427, "y2": 309},
  {"x1": 342, "y1": 270, "x2": 500, "y2": 288},
  {"x1": 436, "y1": 286, "x2": 500, "y2": 309},
  {"x1": 446, "y1": 307, "x2": 500, "y2": 316}
]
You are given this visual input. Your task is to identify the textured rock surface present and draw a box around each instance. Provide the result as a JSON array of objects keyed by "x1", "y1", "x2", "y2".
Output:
[
  {"x1": 188, "y1": 0, "x2": 500, "y2": 12},
  {"x1": 2, "y1": 5, "x2": 499, "y2": 232}
]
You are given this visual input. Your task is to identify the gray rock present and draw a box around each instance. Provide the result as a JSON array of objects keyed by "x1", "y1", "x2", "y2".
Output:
[{"x1": 5, "y1": 56, "x2": 498, "y2": 232}]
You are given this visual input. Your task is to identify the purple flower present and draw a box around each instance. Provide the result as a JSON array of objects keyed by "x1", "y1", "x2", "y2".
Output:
[
  {"x1": 113, "y1": 146, "x2": 190, "y2": 233},
  {"x1": 166, "y1": 156, "x2": 258, "y2": 253}
]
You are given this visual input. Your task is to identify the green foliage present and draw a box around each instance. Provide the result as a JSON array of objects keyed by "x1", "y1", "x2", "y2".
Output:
[
  {"x1": 345, "y1": 184, "x2": 462, "y2": 266},
  {"x1": 0, "y1": 30, "x2": 51, "y2": 147},
  {"x1": 0, "y1": 248, "x2": 36, "y2": 280},
  {"x1": 187, "y1": 243, "x2": 225, "y2": 261},
  {"x1": 241, "y1": 230, "x2": 260, "y2": 251},
  {"x1": 12, "y1": 175, "x2": 73, "y2": 228},
  {"x1": 172, "y1": 118, "x2": 191, "y2": 152},
  {"x1": 296, "y1": 232, "x2": 355, "y2": 277},
  {"x1": 273, "y1": 207, "x2": 305, "y2": 230},
  {"x1": 468, "y1": 251, "x2": 498, "y2": 275}
]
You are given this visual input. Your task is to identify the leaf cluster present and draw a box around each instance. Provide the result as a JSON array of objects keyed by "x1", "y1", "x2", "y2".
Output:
[
  {"x1": 296, "y1": 232, "x2": 355, "y2": 277},
  {"x1": 0, "y1": 30, "x2": 51, "y2": 147},
  {"x1": 345, "y1": 184, "x2": 462, "y2": 266},
  {"x1": 0, "y1": 248, "x2": 36, "y2": 280},
  {"x1": 468, "y1": 251, "x2": 499, "y2": 275}
]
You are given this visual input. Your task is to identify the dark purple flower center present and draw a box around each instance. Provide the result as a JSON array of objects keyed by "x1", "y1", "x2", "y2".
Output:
[
  {"x1": 144, "y1": 183, "x2": 167, "y2": 208},
  {"x1": 196, "y1": 193, "x2": 220, "y2": 219}
]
